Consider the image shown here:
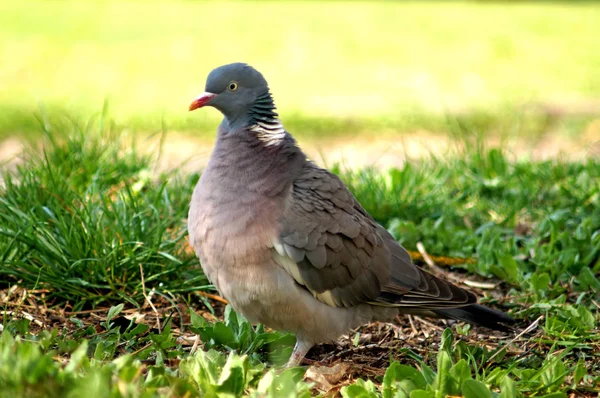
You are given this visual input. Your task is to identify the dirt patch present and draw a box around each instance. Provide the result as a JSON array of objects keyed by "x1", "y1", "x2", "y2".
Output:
[
  {"x1": 1, "y1": 132, "x2": 598, "y2": 182},
  {"x1": 147, "y1": 131, "x2": 600, "y2": 174}
]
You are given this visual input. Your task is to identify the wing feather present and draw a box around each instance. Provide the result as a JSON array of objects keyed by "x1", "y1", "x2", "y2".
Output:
[{"x1": 273, "y1": 162, "x2": 477, "y2": 310}]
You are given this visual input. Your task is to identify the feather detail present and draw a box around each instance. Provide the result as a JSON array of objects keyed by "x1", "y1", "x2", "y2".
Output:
[{"x1": 248, "y1": 90, "x2": 287, "y2": 147}]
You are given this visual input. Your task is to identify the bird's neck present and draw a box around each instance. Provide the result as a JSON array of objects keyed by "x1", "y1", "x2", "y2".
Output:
[
  {"x1": 207, "y1": 89, "x2": 305, "y2": 196},
  {"x1": 209, "y1": 118, "x2": 304, "y2": 197},
  {"x1": 224, "y1": 90, "x2": 287, "y2": 147},
  {"x1": 247, "y1": 90, "x2": 287, "y2": 147}
]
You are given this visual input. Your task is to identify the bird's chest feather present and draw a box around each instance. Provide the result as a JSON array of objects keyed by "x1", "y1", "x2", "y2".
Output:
[{"x1": 188, "y1": 172, "x2": 288, "y2": 291}]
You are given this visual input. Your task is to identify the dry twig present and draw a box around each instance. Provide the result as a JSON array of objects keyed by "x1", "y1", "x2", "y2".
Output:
[
  {"x1": 487, "y1": 315, "x2": 543, "y2": 363},
  {"x1": 196, "y1": 291, "x2": 229, "y2": 305},
  {"x1": 416, "y1": 242, "x2": 463, "y2": 285}
]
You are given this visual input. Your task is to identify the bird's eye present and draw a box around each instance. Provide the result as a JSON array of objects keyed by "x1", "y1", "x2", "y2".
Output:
[{"x1": 228, "y1": 81, "x2": 238, "y2": 92}]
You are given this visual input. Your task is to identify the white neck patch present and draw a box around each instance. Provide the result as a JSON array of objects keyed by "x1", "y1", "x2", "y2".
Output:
[{"x1": 250, "y1": 119, "x2": 286, "y2": 147}]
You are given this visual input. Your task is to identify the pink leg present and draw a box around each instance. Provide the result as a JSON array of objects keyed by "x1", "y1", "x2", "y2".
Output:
[{"x1": 286, "y1": 338, "x2": 313, "y2": 367}]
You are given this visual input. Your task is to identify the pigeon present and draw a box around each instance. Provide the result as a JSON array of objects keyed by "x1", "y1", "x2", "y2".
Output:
[{"x1": 187, "y1": 63, "x2": 515, "y2": 367}]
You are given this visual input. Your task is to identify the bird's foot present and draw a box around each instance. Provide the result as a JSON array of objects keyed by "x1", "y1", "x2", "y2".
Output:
[{"x1": 285, "y1": 339, "x2": 313, "y2": 368}]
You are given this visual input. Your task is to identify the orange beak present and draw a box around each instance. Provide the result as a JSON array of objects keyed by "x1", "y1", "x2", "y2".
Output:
[{"x1": 189, "y1": 92, "x2": 217, "y2": 111}]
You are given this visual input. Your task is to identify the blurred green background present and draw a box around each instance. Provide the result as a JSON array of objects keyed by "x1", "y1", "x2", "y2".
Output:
[{"x1": 1, "y1": 0, "x2": 599, "y2": 140}]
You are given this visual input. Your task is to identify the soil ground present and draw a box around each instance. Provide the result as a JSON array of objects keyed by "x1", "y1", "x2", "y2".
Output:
[{"x1": 2, "y1": 132, "x2": 599, "y2": 179}]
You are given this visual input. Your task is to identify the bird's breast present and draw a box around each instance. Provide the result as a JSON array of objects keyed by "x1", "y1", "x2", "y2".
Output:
[{"x1": 188, "y1": 175, "x2": 288, "y2": 278}]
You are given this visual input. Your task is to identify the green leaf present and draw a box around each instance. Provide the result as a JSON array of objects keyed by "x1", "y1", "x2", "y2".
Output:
[
  {"x1": 93, "y1": 340, "x2": 105, "y2": 360},
  {"x1": 498, "y1": 375, "x2": 516, "y2": 398},
  {"x1": 440, "y1": 328, "x2": 454, "y2": 352},
  {"x1": 104, "y1": 303, "x2": 124, "y2": 330},
  {"x1": 124, "y1": 322, "x2": 149, "y2": 338},
  {"x1": 256, "y1": 370, "x2": 276, "y2": 393},
  {"x1": 496, "y1": 254, "x2": 519, "y2": 283},
  {"x1": 434, "y1": 350, "x2": 453, "y2": 398},
  {"x1": 216, "y1": 352, "x2": 247, "y2": 396},
  {"x1": 541, "y1": 356, "x2": 566, "y2": 389},
  {"x1": 213, "y1": 322, "x2": 237, "y2": 348},
  {"x1": 179, "y1": 349, "x2": 224, "y2": 390},
  {"x1": 410, "y1": 390, "x2": 435, "y2": 398},
  {"x1": 157, "y1": 251, "x2": 182, "y2": 264},
  {"x1": 538, "y1": 393, "x2": 567, "y2": 398},
  {"x1": 64, "y1": 341, "x2": 89, "y2": 373},
  {"x1": 449, "y1": 359, "x2": 471, "y2": 385},
  {"x1": 190, "y1": 308, "x2": 209, "y2": 329},
  {"x1": 576, "y1": 267, "x2": 600, "y2": 292},
  {"x1": 420, "y1": 364, "x2": 436, "y2": 385},
  {"x1": 577, "y1": 304, "x2": 596, "y2": 328},
  {"x1": 383, "y1": 362, "x2": 427, "y2": 398},
  {"x1": 461, "y1": 379, "x2": 492, "y2": 398},
  {"x1": 255, "y1": 367, "x2": 307, "y2": 397},
  {"x1": 342, "y1": 379, "x2": 379, "y2": 398},
  {"x1": 6, "y1": 318, "x2": 31, "y2": 336},
  {"x1": 573, "y1": 360, "x2": 587, "y2": 385},
  {"x1": 530, "y1": 272, "x2": 551, "y2": 297}
]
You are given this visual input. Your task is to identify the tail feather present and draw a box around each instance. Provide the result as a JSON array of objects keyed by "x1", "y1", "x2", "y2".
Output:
[{"x1": 434, "y1": 304, "x2": 515, "y2": 332}]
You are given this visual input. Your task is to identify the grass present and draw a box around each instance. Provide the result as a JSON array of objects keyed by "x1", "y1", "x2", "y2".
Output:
[
  {"x1": 0, "y1": 118, "x2": 207, "y2": 308},
  {"x1": 0, "y1": 112, "x2": 599, "y2": 397},
  {"x1": 1, "y1": 0, "x2": 600, "y2": 138}
]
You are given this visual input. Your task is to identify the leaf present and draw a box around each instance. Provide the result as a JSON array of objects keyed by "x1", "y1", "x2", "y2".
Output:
[
  {"x1": 538, "y1": 393, "x2": 567, "y2": 398},
  {"x1": 342, "y1": 380, "x2": 379, "y2": 398},
  {"x1": 461, "y1": 379, "x2": 492, "y2": 398},
  {"x1": 256, "y1": 367, "x2": 306, "y2": 397},
  {"x1": 498, "y1": 375, "x2": 516, "y2": 398},
  {"x1": 576, "y1": 267, "x2": 600, "y2": 292},
  {"x1": 157, "y1": 251, "x2": 182, "y2": 264},
  {"x1": 497, "y1": 254, "x2": 519, "y2": 283},
  {"x1": 440, "y1": 328, "x2": 454, "y2": 352},
  {"x1": 434, "y1": 350, "x2": 453, "y2": 398},
  {"x1": 530, "y1": 272, "x2": 551, "y2": 298},
  {"x1": 189, "y1": 308, "x2": 209, "y2": 329},
  {"x1": 420, "y1": 364, "x2": 436, "y2": 385},
  {"x1": 410, "y1": 390, "x2": 435, "y2": 398},
  {"x1": 383, "y1": 362, "x2": 427, "y2": 398},
  {"x1": 93, "y1": 340, "x2": 105, "y2": 361},
  {"x1": 213, "y1": 322, "x2": 237, "y2": 348},
  {"x1": 124, "y1": 322, "x2": 149, "y2": 338},
  {"x1": 179, "y1": 349, "x2": 224, "y2": 389},
  {"x1": 224, "y1": 305, "x2": 239, "y2": 332},
  {"x1": 64, "y1": 341, "x2": 89, "y2": 373},
  {"x1": 341, "y1": 384, "x2": 370, "y2": 398},
  {"x1": 216, "y1": 352, "x2": 247, "y2": 396},
  {"x1": 573, "y1": 360, "x2": 587, "y2": 385},
  {"x1": 256, "y1": 369, "x2": 275, "y2": 393},
  {"x1": 104, "y1": 303, "x2": 124, "y2": 330},
  {"x1": 353, "y1": 333, "x2": 360, "y2": 347},
  {"x1": 449, "y1": 359, "x2": 471, "y2": 385},
  {"x1": 6, "y1": 319, "x2": 30, "y2": 336},
  {"x1": 541, "y1": 357, "x2": 566, "y2": 389},
  {"x1": 576, "y1": 305, "x2": 595, "y2": 328}
]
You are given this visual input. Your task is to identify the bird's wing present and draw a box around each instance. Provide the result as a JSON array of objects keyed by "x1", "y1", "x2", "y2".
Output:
[{"x1": 273, "y1": 162, "x2": 476, "y2": 309}]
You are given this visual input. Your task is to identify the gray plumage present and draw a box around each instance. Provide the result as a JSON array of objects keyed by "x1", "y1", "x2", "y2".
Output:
[{"x1": 188, "y1": 63, "x2": 515, "y2": 366}]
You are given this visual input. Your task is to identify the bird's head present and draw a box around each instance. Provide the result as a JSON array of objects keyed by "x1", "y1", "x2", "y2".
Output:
[{"x1": 189, "y1": 63, "x2": 272, "y2": 126}]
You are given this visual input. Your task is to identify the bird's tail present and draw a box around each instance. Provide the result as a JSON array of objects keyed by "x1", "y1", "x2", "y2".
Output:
[{"x1": 434, "y1": 304, "x2": 515, "y2": 332}]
